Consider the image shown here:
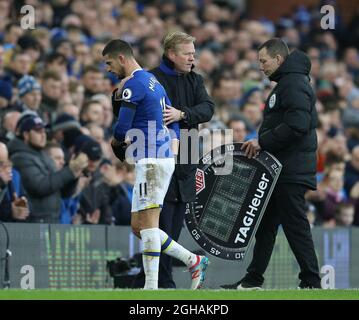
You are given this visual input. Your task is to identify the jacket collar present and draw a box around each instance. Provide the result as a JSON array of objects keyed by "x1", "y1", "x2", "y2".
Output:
[
  {"x1": 159, "y1": 55, "x2": 194, "y2": 76},
  {"x1": 269, "y1": 50, "x2": 311, "y2": 82}
]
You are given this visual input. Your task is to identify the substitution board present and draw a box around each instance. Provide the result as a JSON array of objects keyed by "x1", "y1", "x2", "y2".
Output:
[{"x1": 185, "y1": 143, "x2": 282, "y2": 260}]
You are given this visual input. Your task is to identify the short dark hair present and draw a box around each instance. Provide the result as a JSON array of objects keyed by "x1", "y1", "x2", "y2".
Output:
[
  {"x1": 42, "y1": 70, "x2": 62, "y2": 81},
  {"x1": 10, "y1": 48, "x2": 28, "y2": 61},
  {"x1": 45, "y1": 52, "x2": 67, "y2": 65},
  {"x1": 5, "y1": 23, "x2": 20, "y2": 32},
  {"x1": 258, "y1": 38, "x2": 289, "y2": 59},
  {"x1": 102, "y1": 39, "x2": 134, "y2": 58},
  {"x1": 82, "y1": 65, "x2": 102, "y2": 76}
]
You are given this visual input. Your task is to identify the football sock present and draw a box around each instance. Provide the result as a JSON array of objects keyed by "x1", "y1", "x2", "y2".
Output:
[
  {"x1": 159, "y1": 229, "x2": 197, "y2": 268},
  {"x1": 140, "y1": 228, "x2": 161, "y2": 290}
]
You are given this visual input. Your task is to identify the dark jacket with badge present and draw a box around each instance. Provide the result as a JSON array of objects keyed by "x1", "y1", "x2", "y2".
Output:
[
  {"x1": 258, "y1": 50, "x2": 318, "y2": 190},
  {"x1": 150, "y1": 56, "x2": 215, "y2": 202}
]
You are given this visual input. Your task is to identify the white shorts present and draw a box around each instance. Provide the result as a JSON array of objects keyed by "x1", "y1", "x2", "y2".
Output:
[{"x1": 131, "y1": 158, "x2": 175, "y2": 212}]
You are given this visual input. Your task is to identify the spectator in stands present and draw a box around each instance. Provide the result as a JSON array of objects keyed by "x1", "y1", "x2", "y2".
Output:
[
  {"x1": 7, "y1": 114, "x2": 88, "y2": 223},
  {"x1": 81, "y1": 65, "x2": 104, "y2": 100},
  {"x1": 2, "y1": 23, "x2": 23, "y2": 51},
  {"x1": 0, "y1": 44, "x2": 5, "y2": 76},
  {"x1": 99, "y1": 159, "x2": 131, "y2": 226},
  {"x1": 3, "y1": 49, "x2": 31, "y2": 86},
  {"x1": 39, "y1": 70, "x2": 63, "y2": 125},
  {"x1": 321, "y1": 169, "x2": 347, "y2": 226},
  {"x1": 68, "y1": 80, "x2": 85, "y2": 109},
  {"x1": 196, "y1": 49, "x2": 219, "y2": 79},
  {"x1": 0, "y1": 142, "x2": 29, "y2": 222},
  {"x1": 212, "y1": 74, "x2": 242, "y2": 111},
  {"x1": 0, "y1": 110, "x2": 21, "y2": 143},
  {"x1": 90, "y1": 93, "x2": 114, "y2": 139},
  {"x1": 227, "y1": 117, "x2": 248, "y2": 143},
  {"x1": 72, "y1": 42, "x2": 93, "y2": 78},
  {"x1": 17, "y1": 35, "x2": 42, "y2": 69},
  {"x1": 335, "y1": 202, "x2": 355, "y2": 227},
  {"x1": 44, "y1": 52, "x2": 68, "y2": 76},
  {"x1": 44, "y1": 141, "x2": 90, "y2": 224},
  {"x1": 86, "y1": 122, "x2": 112, "y2": 160},
  {"x1": 343, "y1": 47, "x2": 359, "y2": 79},
  {"x1": 241, "y1": 102, "x2": 263, "y2": 139},
  {"x1": 0, "y1": 79, "x2": 12, "y2": 117},
  {"x1": 16, "y1": 75, "x2": 42, "y2": 113},
  {"x1": 344, "y1": 145, "x2": 359, "y2": 196},
  {"x1": 58, "y1": 103, "x2": 80, "y2": 121},
  {"x1": 49, "y1": 112, "x2": 81, "y2": 161},
  {"x1": 317, "y1": 150, "x2": 346, "y2": 183},
  {"x1": 73, "y1": 135, "x2": 112, "y2": 225},
  {"x1": 80, "y1": 100, "x2": 104, "y2": 127}
]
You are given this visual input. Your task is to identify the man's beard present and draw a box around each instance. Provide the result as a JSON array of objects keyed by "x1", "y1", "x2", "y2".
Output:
[
  {"x1": 29, "y1": 140, "x2": 44, "y2": 151},
  {"x1": 117, "y1": 66, "x2": 126, "y2": 79}
]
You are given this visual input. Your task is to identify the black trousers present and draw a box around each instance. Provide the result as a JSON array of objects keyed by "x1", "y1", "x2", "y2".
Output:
[
  {"x1": 242, "y1": 183, "x2": 321, "y2": 287},
  {"x1": 132, "y1": 201, "x2": 186, "y2": 288}
]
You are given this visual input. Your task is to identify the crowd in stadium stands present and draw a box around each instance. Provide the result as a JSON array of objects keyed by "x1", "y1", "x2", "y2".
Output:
[{"x1": 0, "y1": 0, "x2": 359, "y2": 227}]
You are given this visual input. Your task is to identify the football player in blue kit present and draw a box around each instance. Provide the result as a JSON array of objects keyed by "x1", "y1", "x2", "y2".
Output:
[{"x1": 102, "y1": 39, "x2": 209, "y2": 290}]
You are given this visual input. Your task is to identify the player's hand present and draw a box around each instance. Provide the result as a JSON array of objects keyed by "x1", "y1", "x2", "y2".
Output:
[
  {"x1": 164, "y1": 106, "x2": 181, "y2": 125},
  {"x1": 111, "y1": 138, "x2": 128, "y2": 161},
  {"x1": 241, "y1": 139, "x2": 261, "y2": 159}
]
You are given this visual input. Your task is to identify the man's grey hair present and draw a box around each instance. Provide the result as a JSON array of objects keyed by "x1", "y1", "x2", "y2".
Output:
[{"x1": 163, "y1": 31, "x2": 196, "y2": 55}]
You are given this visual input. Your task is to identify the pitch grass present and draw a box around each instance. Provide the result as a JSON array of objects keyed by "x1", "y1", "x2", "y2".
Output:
[{"x1": 0, "y1": 289, "x2": 358, "y2": 300}]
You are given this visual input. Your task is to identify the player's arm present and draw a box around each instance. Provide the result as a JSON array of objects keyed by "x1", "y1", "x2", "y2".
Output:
[
  {"x1": 111, "y1": 75, "x2": 134, "y2": 117},
  {"x1": 113, "y1": 104, "x2": 136, "y2": 142},
  {"x1": 112, "y1": 79, "x2": 143, "y2": 161},
  {"x1": 111, "y1": 104, "x2": 136, "y2": 161}
]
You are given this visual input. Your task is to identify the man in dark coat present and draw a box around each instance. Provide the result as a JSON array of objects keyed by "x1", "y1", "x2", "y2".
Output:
[
  {"x1": 7, "y1": 114, "x2": 89, "y2": 223},
  {"x1": 0, "y1": 142, "x2": 29, "y2": 222},
  {"x1": 222, "y1": 38, "x2": 321, "y2": 290},
  {"x1": 132, "y1": 31, "x2": 214, "y2": 288}
]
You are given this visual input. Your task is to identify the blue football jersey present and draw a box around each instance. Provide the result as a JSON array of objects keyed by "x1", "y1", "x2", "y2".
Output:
[{"x1": 113, "y1": 69, "x2": 180, "y2": 160}]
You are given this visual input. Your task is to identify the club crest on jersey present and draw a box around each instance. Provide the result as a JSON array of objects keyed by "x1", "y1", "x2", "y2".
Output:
[
  {"x1": 122, "y1": 88, "x2": 132, "y2": 101},
  {"x1": 269, "y1": 94, "x2": 276, "y2": 108}
]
